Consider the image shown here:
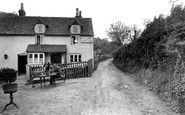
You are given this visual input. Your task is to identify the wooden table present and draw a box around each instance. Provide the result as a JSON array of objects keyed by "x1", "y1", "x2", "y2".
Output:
[{"x1": 38, "y1": 73, "x2": 56, "y2": 89}]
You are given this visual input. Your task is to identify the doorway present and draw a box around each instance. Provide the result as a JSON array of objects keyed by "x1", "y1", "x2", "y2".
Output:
[
  {"x1": 51, "y1": 53, "x2": 61, "y2": 64},
  {"x1": 18, "y1": 55, "x2": 27, "y2": 74}
]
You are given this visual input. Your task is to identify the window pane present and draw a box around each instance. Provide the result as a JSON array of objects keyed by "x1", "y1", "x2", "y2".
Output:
[
  {"x1": 38, "y1": 25, "x2": 43, "y2": 32},
  {"x1": 74, "y1": 37, "x2": 78, "y2": 43},
  {"x1": 79, "y1": 55, "x2": 81, "y2": 62},
  {"x1": 70, "y1": 55, "x2": 73, "y2": 62},
  {"x1": 29, "y1": 54, "x2": 32, "y2": 58},
  {"x1": 34, "y1": 54, "x2": 38, "y2": 63},
  {"x1": 34, "y1": 54, "x2": 38, "y2": 58},
  {"x1": 73, "y1": 36, "x2": 76, "y2": 44},
  {"x1": 74, "y1": 55, "x2": 77, "y2": 62},
  {"x1": 71, "y1": 25, "x2": 81, "y2": 34},
  {"x1": 39, "y1": 54, "x2": 43, "y2": 63},
  {"x1": 37, "y1": 35, "x2": 40, "y2": 44},
  {"x1": 72, "y1": 36, "x2": 78, "y2": 44},
  {"x1": 40, "y1": 54, "x2": 43, "y2": 58},
  {"x1": 29, "y1": 54, "x2": 33, "y2": 63}
]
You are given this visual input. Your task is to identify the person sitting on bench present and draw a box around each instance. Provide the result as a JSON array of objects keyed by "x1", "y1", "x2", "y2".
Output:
[
  {"x1": 50, "y1": 63, "x2": 61, "y2": 85},
  {"x1": 43, "y1": 62, "x2": 51, "y2": 75}
]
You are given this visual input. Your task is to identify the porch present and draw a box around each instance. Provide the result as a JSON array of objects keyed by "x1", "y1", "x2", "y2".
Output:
[{"x1": 26, "y1": 44, "x2": 67, "y2": 64}]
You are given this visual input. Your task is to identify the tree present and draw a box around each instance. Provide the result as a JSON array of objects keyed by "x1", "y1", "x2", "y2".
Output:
[
  {"x1": 106, "y1": 21, "x2": 130, "y2": 46},
  {"x1": 112, "y1": 3, "x2": 185, "y2": 113},
  {"x1": 94, "y1": 37, "x2": 118, "y2": 54},
  {"x1": 0, "y1": 11, "x2": 18, "y2": 18},
  {"x1": 107, "y1": 21, "x2": 141, "y2": 45},
  {"x1": 165, "y1": 4, "x2": 185, "y2": 56},
  {"x1": 130, "y1": 25, "x2": 142, "y2": 41}
]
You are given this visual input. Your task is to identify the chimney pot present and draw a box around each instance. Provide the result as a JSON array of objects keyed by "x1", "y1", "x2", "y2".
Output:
[
  {"x1": 21, "y1": 3, "x2": 24, "y2": 10},
  {"x1": 79, "y1": 11, "x2": 82, "y2": 17},
  {"x1": 19, "y1": 3, "x2": 26, "y2": 16},
  {"x1": 76, "y1": 8, "x2": 79, "y2": 16}
]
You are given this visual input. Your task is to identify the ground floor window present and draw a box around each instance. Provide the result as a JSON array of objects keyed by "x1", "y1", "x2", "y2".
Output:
[
  {"x1": 28, "y1": 53, "x2": 45, "y2": 64},
  {"x1": 70, "y1": 54, "x2": 82, "y2": 63},
  {"x1": 29, "y1": 54, "x2": 33, "y2": 63}
]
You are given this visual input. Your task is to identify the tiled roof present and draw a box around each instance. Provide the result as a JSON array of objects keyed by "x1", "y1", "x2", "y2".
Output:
[
  {"x1": 26, "y1": 44, "x2": 66, "y2": 53},
  {"x1": 0, "y1": 16, "x2": 94, "y2": 36}
]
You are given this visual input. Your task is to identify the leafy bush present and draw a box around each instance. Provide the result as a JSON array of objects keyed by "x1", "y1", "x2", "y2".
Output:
[
  {"x1": 112, "y1": 4, "x2": 185, "y2": 114},
  {"x1": 0, "y1": 68, "x2": 17, "y2": 84}
]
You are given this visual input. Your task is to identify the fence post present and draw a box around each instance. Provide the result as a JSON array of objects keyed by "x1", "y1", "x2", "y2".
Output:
[
  {"x1": 26, "y1": 64, "x2": 31, "y2": 84},
  {"x1": 88, "y1": 59, "x2": 92, "y2": 77},
  {"x1": 65, "y1": 63, "x2": 68, "y2": 79}
]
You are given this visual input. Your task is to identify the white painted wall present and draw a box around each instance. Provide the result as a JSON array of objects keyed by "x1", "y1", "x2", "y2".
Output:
[
  {"x1": 43, "y1": 36, "x2": 94, "y2": 63},
  {"x1": 68, "y1": 43, "x2": 93, "y2": 62},
  {"x1": 0, "y1": 35, "x2": 94, "y2": 71},
  {"x1": 43, "y1": 36, "x2": 71, "y2": 45},
  {"x1": 0, "y1": 36, "x2": 34, "y2": 70}
]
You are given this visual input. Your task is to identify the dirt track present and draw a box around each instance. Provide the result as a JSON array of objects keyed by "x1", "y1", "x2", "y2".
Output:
[{"x1": 0, "y1": 59, "x2": 179, "y2": 115}]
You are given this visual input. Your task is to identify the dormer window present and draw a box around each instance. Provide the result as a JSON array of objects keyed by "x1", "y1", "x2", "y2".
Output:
[
  {"x1": 70, "y1": 25, "x2": 81, "y2": 34},
  {"x1": 34, "y1": 24, "x2": 46, "y2": 34}
]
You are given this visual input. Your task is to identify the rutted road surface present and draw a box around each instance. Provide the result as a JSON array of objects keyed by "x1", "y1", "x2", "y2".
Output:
[
  {"x1": 0, "y1": 59, "x2": 179, "y2": 115},
  {"x1": 83, "y1": 59, "x2": 179, "y2": 115}
]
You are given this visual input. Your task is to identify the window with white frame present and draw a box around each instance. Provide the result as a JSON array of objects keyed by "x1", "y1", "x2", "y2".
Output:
[
  {"x1": 70, "y1": 54, "x2": 82, "y2": 63},
  {"x1": 29, "y1": 54, "x2": 33, "y2": 63},
  {"x1": 35, "y1": 35, "x2": 43, "y2": 44},
  {"x1": 39, "y1": 54, "x2": 43, "y2": 63},
  {"x1": 34, "y1": 54, "x2": 38, "y2": 63},
  {"x1": 70, "y1": 55, "x2": 73, "y2": 63},
  {"x1": 71, "y1": 36, "x2": 80, "y2": 44},
  {"x1": 70, "y1": 25, "x2": 81, "y2": 34},
  {"x1": 74, "y1": 55, "x2": 77, "y2": 62},
  {"x1": 78, "y1": 55, "x2": 82, "y2": 62},
  {"x1": 28, "y1": 53, "x2": 44, "y2": 64},
  {"x1": 34, "y1": 24, "x2": 46, "y2": 33}
]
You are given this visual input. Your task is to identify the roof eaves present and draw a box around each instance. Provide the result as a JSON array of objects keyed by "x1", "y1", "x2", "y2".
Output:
[{"x1": 0, "y1": 33, "x2": 35, "y2": 36}]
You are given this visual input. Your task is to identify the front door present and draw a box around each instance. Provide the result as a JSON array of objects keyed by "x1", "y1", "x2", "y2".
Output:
[
  {"x1": 18, "y1": 55, "x2": 27, "y2": 74},
  {"x1": 51, "y1": 53, "x2": 61, "y2": 64}
]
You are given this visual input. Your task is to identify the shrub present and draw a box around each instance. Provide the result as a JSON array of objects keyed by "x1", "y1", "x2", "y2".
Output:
[{"x1": 0, "y1": 68, "x2": 17, "y2": 84}]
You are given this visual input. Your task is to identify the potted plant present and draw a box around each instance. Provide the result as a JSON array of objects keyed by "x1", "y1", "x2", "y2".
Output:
[
  {"x1": 0, "y1": 68, "x2": 17, "y2": 94},
  {"x1": 0, "y1": 68, "x2": 18, "y2": 110}
]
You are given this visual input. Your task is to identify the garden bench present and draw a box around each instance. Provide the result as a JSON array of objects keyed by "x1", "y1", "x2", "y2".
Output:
[
  {"x1": 31, "y1": 71, "x2": 50, "y2": 89},
  {"x1": 31, "y1": 69, "x2": 66, "y2": 89},
  {"x1": 57, "y1": 69, "x2": 66, "y2": 83}
]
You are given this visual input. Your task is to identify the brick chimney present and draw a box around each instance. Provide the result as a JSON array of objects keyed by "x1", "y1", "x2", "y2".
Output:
[
  {"x1": 76, "y1": 8, "x2": 79, "y2": 17},
  {"x1": 18, "y1": 3, "x2": 26, "y2": 16},
  {"x1": 75, "y1": 8, "x2": 82, "y2": 18}
]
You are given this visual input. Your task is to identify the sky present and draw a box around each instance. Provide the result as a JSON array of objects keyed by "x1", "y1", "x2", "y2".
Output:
[{"x1": 0, "y1": 0, "x2": 184, "y2": 38}]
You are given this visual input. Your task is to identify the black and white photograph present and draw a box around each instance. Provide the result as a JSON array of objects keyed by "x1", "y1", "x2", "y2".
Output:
[{"x1": 0, "y1": 0, "x2": 185, "y2": 114}]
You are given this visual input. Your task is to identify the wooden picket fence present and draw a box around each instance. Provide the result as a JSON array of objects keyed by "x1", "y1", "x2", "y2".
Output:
[{"x1": 29, "y1": 59, "x2": 93, "y2": 80}]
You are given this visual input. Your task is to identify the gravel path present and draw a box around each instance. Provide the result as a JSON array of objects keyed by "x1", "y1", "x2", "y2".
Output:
[
  {"x1": 0, "y1": 59, "x2": 179, "y2": 115},
  {"x1": 83, "y1": 59, "x2": 179, "y2": 115}
]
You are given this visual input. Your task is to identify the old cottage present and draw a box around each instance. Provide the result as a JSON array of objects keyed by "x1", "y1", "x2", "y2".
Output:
[{"x1": 0, "y1": 3, "x2": 94, "y2": 74}]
